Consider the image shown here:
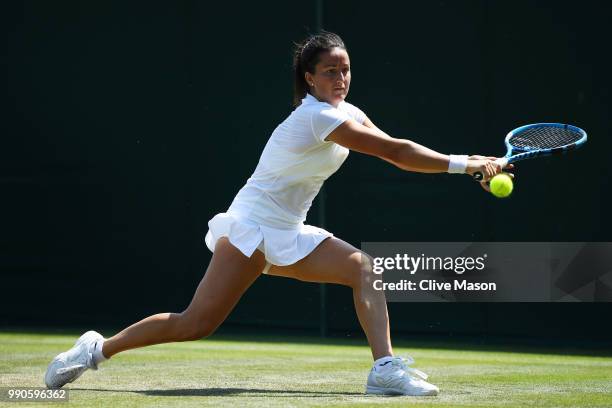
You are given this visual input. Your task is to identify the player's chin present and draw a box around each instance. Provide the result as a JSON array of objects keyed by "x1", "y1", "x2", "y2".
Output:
[{"x1": 331, "y1": 90, "x2": 347, "y2": 103}]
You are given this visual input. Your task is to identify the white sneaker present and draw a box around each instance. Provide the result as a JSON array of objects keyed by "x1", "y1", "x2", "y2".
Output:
[
  {"x1": 366, "y1": 356, "x2": 439, "y2": 396},
  {"x1": 45, "y1": 331, "x2": 104, "y2": 389}
]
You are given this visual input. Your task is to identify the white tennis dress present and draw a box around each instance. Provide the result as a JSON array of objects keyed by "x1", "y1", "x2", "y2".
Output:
[{"x1": 205, "y1": 93, "x2": 367, "y2": 272}]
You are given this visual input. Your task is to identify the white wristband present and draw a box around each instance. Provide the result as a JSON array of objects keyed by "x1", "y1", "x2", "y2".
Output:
[{"x1": 447, "y1": 154, "x2": 468, "y2": 174}]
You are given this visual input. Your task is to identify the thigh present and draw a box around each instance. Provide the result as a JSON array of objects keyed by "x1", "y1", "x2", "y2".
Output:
[
  {"x1": 184, "y1": 237, "x2": 266, "y2": 323},
  {"x1": 267, "y1": 237, "x2": 369, "y2": 286}
]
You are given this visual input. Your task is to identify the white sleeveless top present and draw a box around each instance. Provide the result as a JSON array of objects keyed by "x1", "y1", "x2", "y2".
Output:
[{"x1": 205, "y1": 93, "x2": 367, "y2": 266}]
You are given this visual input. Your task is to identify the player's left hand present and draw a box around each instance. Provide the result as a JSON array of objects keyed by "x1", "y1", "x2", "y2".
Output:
[{"x1": 468, "y1": 155, "x2": 515, "y2": 192}]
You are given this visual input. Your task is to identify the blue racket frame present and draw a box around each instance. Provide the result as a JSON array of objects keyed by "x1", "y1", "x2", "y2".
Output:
[
  {"x1": 473, "y1": 123, "x2": 587, "y2": 181},
  {"x1": 502, "y1": 123, "x2": 588, "y2": 164}
]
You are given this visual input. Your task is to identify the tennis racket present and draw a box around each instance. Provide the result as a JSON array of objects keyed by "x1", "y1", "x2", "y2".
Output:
[{"x1": 473, "y1": 123, "x2": 588, "y2": 181}]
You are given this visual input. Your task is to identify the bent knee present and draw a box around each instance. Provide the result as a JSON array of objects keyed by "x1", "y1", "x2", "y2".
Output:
[
  {"x1": 176, "y1": 312, "x2": 218, "y2": 341},
  {"x1": 344, "y1": 252, "x2": 375, "y2": 288}
]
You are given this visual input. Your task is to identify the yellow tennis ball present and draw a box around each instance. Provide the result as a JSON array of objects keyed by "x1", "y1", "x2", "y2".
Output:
[{"x1": 489, "y1": 173, "x2": 513, "y2": 198}]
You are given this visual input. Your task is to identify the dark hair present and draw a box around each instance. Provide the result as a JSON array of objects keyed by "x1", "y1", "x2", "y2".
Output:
[{"x1": 292, "y1": 31, "x2": 347, "y2": 107}]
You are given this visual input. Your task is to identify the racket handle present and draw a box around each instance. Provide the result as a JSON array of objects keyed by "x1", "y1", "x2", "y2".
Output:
[{"x1": 472, "y1": 158, "x2": 509, "y2": 181}]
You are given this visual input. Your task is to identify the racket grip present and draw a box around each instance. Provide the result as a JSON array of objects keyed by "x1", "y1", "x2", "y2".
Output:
[{"x1": 472, "y1": 158, "x2": 509, "y2": 181}]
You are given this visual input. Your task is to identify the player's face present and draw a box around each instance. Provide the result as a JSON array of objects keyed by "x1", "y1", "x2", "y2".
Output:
[{"x1": 306, "y1": 47, "x2": 351, "y2": 107}]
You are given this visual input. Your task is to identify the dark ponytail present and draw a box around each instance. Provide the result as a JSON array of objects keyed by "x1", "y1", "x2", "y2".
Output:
[{"x1": 292, "y1": 31, "x2": 346, "y2": 107}]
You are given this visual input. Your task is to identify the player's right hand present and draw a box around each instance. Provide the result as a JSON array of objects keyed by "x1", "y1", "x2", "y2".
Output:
[
  {"x1": 467, "y1": 155, "x2": 514, "y2": 191},
  {"x1": 466, "y1": 157, "x2": 501, "y2": 181}
]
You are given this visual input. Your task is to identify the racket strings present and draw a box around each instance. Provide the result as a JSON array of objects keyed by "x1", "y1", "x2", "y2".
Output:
[{"x1": 509, "y1": 126, "x2": 583, "y2": 149}]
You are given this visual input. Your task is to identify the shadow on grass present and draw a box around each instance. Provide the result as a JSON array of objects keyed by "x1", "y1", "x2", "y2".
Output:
[
  {"x1": 3, "y1": 326, "x2": 612, "y2": 358},
  {"x1": 72, "y1": 387, "x2": 364, "y2": 397}
]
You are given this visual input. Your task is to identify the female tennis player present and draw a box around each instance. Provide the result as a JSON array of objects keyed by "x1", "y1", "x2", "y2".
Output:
[{"x1": 45, "y1": 31, "x2": 506, "y2": 396}]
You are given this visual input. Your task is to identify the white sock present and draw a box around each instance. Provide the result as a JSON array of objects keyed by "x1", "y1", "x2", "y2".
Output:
[
  {"x1": 373, "y1": 356, "x2": 394, "y2": 368},
  {"x1": 92, "y1": 339, "x2": 108, "y2": 365}
]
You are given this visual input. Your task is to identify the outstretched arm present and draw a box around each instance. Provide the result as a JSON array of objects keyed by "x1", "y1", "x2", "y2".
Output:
[{"x1": 327, "y1": 118, "x2": 502, "y2": 180}]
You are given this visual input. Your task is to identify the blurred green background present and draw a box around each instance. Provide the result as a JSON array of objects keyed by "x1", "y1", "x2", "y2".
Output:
[{"x1": 2, "y1": 1, "x2": 611, "y2": 343}]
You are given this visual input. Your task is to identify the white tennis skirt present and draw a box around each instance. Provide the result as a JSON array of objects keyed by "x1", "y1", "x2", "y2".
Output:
[{"x1": 204, "y1": 211, "x2": 333, "y2": 272}]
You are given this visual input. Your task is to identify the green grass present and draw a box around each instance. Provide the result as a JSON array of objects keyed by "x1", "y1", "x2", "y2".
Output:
[{"x1": 1, "y1": 330, "x2": 611, "y2": 407}]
